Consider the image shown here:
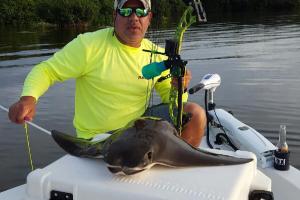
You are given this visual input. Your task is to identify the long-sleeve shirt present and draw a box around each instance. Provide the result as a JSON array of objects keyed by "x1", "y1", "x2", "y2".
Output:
[{"x1": 21, "y1": 27, "x2": 187, "y2": 138}]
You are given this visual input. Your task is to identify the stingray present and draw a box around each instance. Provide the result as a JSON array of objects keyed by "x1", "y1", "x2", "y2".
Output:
[{"x1": 51, "y1": 117, "x2": 253, "y2": 175}]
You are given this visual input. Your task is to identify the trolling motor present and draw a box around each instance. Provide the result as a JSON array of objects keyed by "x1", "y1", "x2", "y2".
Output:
[
  {"x1": 189, "y1": 74, "x2": 276, "y2": 168},
  {"x1": 189, "y1": 74, "x2": 222, "y2": 148},
  {"x1": 142, "y1": 40, "x2": 187, "y2": 80}
]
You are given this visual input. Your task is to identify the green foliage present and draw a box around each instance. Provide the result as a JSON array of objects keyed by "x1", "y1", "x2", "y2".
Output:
[
  {"x1": 90, "y1": 0, "x2": 113, "y2": 26},
  {"x1": 36, "y1": 0, "x2": 114, "y2": 26},
  {"x1": 0, "y1": 0, "x2": 37, "y2": 25},
  {"x1": 201, "y1": 0, "x2": 300, "y2": 12},
  {"x1": 152, "y1": 0, "x2": 186, "y2": 27},
  {"x1": 1, "y1": 0, "x2": 300, "y2": 26},
  {"x1": 36, "y1": 0, "x2": 99, "y2": 26}
]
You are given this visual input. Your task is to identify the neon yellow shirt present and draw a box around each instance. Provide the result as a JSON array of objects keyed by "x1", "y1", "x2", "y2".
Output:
[{"x1": 22, "y1": 27, "x2": 188, "y2": 138}]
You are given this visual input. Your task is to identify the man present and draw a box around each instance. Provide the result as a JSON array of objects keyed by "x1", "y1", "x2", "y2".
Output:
[{"x1": 8, "y1": 0, "x2": 206, "y2": 147}]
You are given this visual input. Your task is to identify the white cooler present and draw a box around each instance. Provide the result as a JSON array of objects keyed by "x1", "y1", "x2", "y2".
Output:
[{"x1": 23, "y1": 149, "x2": 271, "y2": 200}]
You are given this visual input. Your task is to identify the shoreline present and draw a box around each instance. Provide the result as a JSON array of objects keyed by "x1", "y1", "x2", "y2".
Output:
[{"x1": 1, "y1": 1, "x2": 299, "y2": 27}]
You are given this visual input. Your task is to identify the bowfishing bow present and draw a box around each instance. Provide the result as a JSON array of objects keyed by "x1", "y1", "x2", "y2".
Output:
[{"x1": 142, "y1": 0, "x2": 207, "y2": 134}]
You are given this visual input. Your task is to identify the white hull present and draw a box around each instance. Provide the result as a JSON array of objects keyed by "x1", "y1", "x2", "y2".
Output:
[
  {"x1": 262, "y1": 166, "x2": 300, "y2": 199},
  {"x1": 2, "y1": 106, "x2": 300, "y2": 199},
  {"x1": 1, "y1": 137, "x2": 300, "y2": 200},
  {"x1": 0, "y1": 151, "x2": 264, "y2": 200}
]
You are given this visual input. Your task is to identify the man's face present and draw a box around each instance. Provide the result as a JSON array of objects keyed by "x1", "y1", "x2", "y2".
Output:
[{"x1": 114, "y1": 0, "x2": 152, "y2": 47}]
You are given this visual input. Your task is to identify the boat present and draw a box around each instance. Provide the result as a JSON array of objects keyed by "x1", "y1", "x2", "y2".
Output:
[{"x1": 1, "y1": 73, "x2": 300, "y2": 200}]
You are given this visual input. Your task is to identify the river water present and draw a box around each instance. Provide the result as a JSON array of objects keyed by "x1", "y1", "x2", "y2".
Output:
[{"x1": 1, "y1": 11, "x2": 300, "y2": 191}]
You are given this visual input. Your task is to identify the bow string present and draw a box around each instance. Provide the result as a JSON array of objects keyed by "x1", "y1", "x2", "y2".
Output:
[
  {"x1": 168, "y1": 0, "x2": 207, "y2": 134},
  {"x1": 143, "y1": 0, "x2": 207, "y2": 134}
]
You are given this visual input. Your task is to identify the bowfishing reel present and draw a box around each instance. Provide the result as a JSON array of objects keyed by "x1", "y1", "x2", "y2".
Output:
[
  {"x1": 160, "y1": 40, "x2": 188, "y2": 82},
  {"x1": 142, "y1": 40, "x2": 187, "y2": 81}
]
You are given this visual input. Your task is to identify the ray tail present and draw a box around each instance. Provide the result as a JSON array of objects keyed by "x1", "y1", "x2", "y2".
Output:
[{"x1": 51, "y1": 130, "x2": 103, "y2": 158}]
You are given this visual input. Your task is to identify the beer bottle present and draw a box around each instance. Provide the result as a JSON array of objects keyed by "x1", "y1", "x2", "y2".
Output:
[{"x1": 276, "y1": 125, "x2": 288, "y2": 153}]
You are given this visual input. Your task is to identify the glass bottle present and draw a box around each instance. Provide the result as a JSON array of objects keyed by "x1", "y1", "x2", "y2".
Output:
[{"x1": 276, "y1": 125, "x2": 288, "y2": 153}]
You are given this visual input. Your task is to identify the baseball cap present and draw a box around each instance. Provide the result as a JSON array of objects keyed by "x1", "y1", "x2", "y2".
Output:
[{"x1": 114, "y1": 0, "x2": 151, "y2": 10}]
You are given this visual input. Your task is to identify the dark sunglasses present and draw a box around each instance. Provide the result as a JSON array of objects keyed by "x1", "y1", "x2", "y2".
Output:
[{"x1": 117, "y1": 7, "x2": 149, "y2": 17}]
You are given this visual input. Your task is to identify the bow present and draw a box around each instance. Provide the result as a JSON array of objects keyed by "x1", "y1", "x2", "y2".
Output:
[
  {"x1": 142, "y1": 0, "x2": 207, "y2": 134},
  {"x1": 168, "y1": 0, "x2": 207, "y2": 134}
]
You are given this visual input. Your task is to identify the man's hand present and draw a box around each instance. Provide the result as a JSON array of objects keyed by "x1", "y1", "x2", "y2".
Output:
[
  {"x1": 171, "y1": 69, "x2": 192, "y2": 90},
  {"x1": 8, "y1": 96, "x2": 36, "y2": 124}
]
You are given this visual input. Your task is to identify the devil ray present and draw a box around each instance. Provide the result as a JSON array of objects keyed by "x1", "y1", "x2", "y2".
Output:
[{"x1": 51, "y1": 117, "x2": 252, "y2": 175}]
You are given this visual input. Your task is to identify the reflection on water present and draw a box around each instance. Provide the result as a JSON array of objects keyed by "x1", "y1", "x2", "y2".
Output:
[{"x1": 1, "y1": 11, "x2": 300, "y2": 191}]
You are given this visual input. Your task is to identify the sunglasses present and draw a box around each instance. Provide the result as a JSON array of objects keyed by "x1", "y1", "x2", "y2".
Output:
[{"x1": 117, "y1": 7, "x2": 149, "y2": 17}]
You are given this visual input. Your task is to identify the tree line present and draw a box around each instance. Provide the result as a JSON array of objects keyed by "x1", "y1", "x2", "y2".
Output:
[
  {"x1": 0, "y1": 0, "x2": 113, "y2": 27},
  {"x1": 202, "y1": 0, "x2": 300, "y2": 11},
  {"x1": 0, "y1": 0, "x2": 299, "y2": 27}
]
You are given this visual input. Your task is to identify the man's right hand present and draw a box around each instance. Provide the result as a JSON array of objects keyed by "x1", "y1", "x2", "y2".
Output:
[{"x1": 8, "y1": 96, "x2": 36, "y2": 124}]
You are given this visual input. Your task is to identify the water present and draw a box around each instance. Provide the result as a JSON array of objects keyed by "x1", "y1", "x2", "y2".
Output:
[{"x1": 1, "y1": 11, "x2": 300, "y2": 191}]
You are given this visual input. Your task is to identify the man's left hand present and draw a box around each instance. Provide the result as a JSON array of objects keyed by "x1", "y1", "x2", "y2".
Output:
[{"x1": 171, "y1": 69, "x2": 192, "y2": 90}]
